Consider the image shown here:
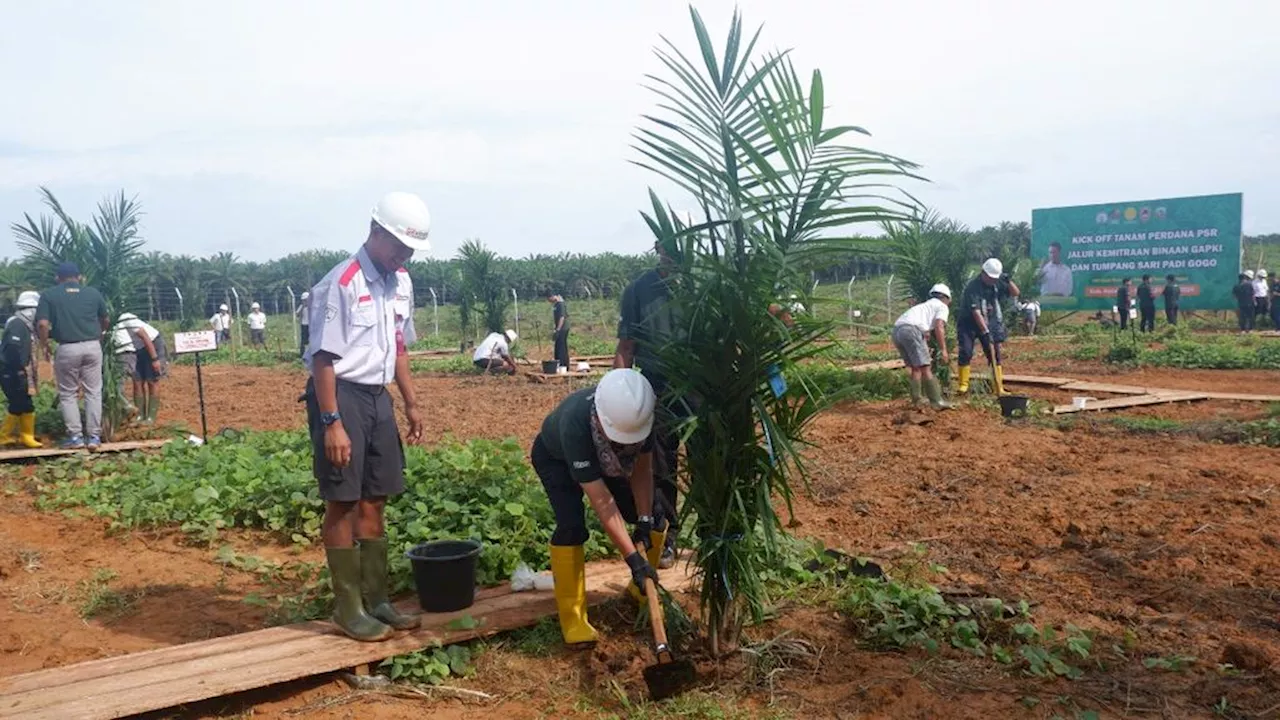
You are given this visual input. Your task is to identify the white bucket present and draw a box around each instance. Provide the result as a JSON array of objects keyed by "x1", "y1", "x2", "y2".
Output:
[
  {"x1": 1072, "y1": 396, "x2": 1096, "y2": 410},
  {"x1": 576, "y1": 361, "x2": 591, "y2": 372},
  {"x1": 556, "y1": 365, "x2": 568, "y2": 375}
]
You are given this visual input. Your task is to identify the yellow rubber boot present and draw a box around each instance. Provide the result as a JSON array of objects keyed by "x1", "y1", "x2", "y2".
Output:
[
  {"x1": 549, "y1": 544, "x2": 597, "y2": 646},
  {"x1": 993, "y1": 365, "x2": 1008, "y2": 396},
  {"x1": 957, "y1": 365, "x2": 971, "y2": 394},
  {"x1": 0, "y1": 415, "x2": 16, "y2": 445},
  {"x1": 626, "y1": 529, "x2": 668, "y2": 603},
  {"x1": 18, "y1": 414, "x2": 41, "y2": 448}
]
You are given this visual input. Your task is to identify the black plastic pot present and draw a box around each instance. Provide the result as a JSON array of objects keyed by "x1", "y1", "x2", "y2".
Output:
[
  {"x1": 999, "y1": 394, "x2": 1030, "y2": 418},
  {"x1": 406, "y1": 540, "x2": 483, "y2": 612},
  {"x1": 541, "y1": 360, "x2": 559, "y2": 374}
]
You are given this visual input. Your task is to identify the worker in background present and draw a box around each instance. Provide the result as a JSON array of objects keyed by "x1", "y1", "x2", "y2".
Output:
[
  {"x1": 0, "y1": 291, "x2": 43, "y2": 448},
  {"x1": 36, "y1": 262, "x2": 109, "y2": 451},
  {"x1": 1234, "y1": 272, "x2": 1255, "y2": 333},
  {"x1": 1116, "y1": 278, "x2": 1132, "y2": 331},
  {"x1": 1137, "y1": 274, "x2": 1157, "y2": 333},
  {"x1": 110, "y1": 312, "x2": 140, "y2": 421},
  {"x1": 248, "y1": 302, "x2": 267, "y2": 349},
  {"x1": 955, "y1": 258, "x2": 1019, "y2": 396},
  {"x1": 473, "y1": 330, "x2": 519, "y2": 375},
  {"x1": 210, "y1": 304, "x2": 233, "y2": 347},
  {"x1": 115, "y1": 312, "x2": 167, "y2": 424},
  {"x1": 296, "y1": 291, "x2": 311, "y2": 358},
  {"x1": 1015, "y1": 298, "x2": 1041, "y2": 335},
  {"x1": 532, "y1": 368, "x2": 667, "y2": 647},
  {"x1": 1254, "y1": 270, "x2": 1271, "y2": 327},
  {"x1": 614, "y1": 237, "x2": 682, "y2": 569},
  {"x1": 891, "y1": 283, "x2": 952, "y2": 410},
  {"x1": 1162, "y1": 274, "x2": 1180, "y2": 326},
  {"x1": 303, "y1": 191, "x2": 429, "y2": 642},
  {"x1": 1270, "y1": 275, "x2": 1280, "y2": 331},
  {"x1": 549, "y1": 294, "x2": 570, "y2": 371}
]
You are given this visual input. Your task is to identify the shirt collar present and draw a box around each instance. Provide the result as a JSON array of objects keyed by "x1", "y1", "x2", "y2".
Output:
[{"x1": 356, "y1": 246, "x2": 394, "y2": 285}]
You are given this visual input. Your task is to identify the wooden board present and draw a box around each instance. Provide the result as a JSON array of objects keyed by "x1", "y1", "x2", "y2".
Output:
[
  {"x1": 0, "y1": 439, "x2": 172, "y2": 463},
  {"x1": 0, "y1": 561, "x2": 694, "y2": 720},
  {"x1": 1057, "y1": 381, "x2": 1151, "y2": 396},
  {"x1": 404, "y1": 349, "x2": 458, "y2": 358},
  {"x1": 847, "y1": 359, "x2": 905, "y2": 372},
  {"x1": 1051, "y1": 391, "x2": 1208, "y2": 415},
  {"x1": 526, "y1": 371, "x2": 602, "y2": 384},
  {"x1": 975, "y1": 373, "x2": 1075, "y2": 387}
]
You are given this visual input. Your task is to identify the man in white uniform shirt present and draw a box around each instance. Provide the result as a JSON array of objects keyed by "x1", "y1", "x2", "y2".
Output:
[
  {"x1": 302, "y1": 192, "x2": 429, "y2": 642},
  {"x1": 472, "y1": 329, "x2": 519, "y2": 375},
  {"x1": 210, "y1": 304, "x2": 233, "y2": 347},
  {"x1": 1039, "y1": 242, "x2": 1073, "y2": 297},
  {"x1": 247, "y1": 302, "x2": 267, "y2": 349},
  {"x1": 296, "y1": 291, "x2": 311, "y2": 358},
  {"x1": 891, "y1": 284, "x2": 953, "y2": 410}
]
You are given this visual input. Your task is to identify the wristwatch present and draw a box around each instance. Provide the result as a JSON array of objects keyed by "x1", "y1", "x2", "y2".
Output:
[{"x1": 320, "y1": 411, "x2": 341, "y2": 427}]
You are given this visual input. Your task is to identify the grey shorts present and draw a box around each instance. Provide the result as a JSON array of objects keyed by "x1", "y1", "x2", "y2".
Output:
[
  {"x1": 892, "y1": 324, "x2": 931, "y2": 368},
  {"x1": 250, "y1": 328, "x2": 266, "y2": 345},
  {"x1": 119, "y1": 352, "x2": 139, "y2": 379},
  {"x1": 305, "y1": 378, "x2": 406, "y2": 502}
]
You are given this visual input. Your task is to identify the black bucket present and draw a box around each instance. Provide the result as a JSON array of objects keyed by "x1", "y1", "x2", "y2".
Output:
[
  {"x1": 406, "y1": 540, "x2": 483, "y2": 612},
  {"x1": 541, "y1": 360, "x2": 559, "y2": 374},
  {"x1": 998, "y1": 394, "x2": 1030, "y2": 418}
]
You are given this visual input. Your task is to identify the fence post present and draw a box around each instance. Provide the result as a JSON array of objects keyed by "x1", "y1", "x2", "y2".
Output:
[
  {"x1": 846, "y1": 274, "x2": 856, "y2": 327},
  {"x1": 174, "y1": 287, "x2": 184, "y2": 325},
  {"x1": 512, "y1": 288, "x2": 520, "y2": 338},
  {"x1": 885, "y1": 274, "x2": 895, "y2": 326},
  {"x1": 429, "y1": 287, "x2": 439, "y2": 337}
]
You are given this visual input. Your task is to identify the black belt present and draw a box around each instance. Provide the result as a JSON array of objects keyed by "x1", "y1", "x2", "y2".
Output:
[{"x1": 336, "y1": 378, "x2": 385, "y2": 395}]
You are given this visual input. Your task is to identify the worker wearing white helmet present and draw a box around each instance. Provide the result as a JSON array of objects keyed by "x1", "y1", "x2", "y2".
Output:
[
  {"x1": 892, "y1": 284, "x2": 953, "y2": 410},
  {"x1": 955, "y1": 258, "x2": 1020, "y2": 395},
  {"x1": 247, "y1": 302, "x2": 267, "y2": 349},
  {"x1": 113, "y1": 312, "x2": 167, "y2": 424},
  {"x1": 209, "y1": 303, "x2": 233, "y2": 347},
  {"x1": 0, "y1": 291, "x2": 44, "y2": 448},
  {"x1": 472, "y1": 329, "x2": 519, "y2": 375},
  {"x1": 532, "y1": 368, "x2": 670, "y2": 646},
  {"x1": 302, "y1": 191, "x2": 428, "y2": 642},
  {"x1": 296, "y1": 291, "x2": 311, "y2": 358},
  {"x1": 1252, "y1": 270, "x2": 1270, "y2": 325}
]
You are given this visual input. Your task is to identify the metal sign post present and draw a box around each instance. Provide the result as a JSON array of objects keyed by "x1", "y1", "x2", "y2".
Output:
[{"x1": 173, "y1": 330, "x2": 217, "y2": 442}]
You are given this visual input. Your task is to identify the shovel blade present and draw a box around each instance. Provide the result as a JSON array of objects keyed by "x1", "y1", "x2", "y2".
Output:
[{"x1": 642, "y1": 658, "x2": 697, "y2": 701}]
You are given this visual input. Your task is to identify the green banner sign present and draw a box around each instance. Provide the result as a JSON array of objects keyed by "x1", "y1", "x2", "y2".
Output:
[{"x1": 1030, "y1": 193, "x2": 1242, "y2": 311}]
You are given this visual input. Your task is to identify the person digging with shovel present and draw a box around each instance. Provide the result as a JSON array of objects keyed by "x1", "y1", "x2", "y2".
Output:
[
  {"x1": 892, "y1": 283, "x2": 953, "y2": 410},
  {"x1": 955, "y1": 258, "x2": 1019, "y2": 396},
  {"x1": 531, "y1": 368, "x2": 673, "y2": 647}
]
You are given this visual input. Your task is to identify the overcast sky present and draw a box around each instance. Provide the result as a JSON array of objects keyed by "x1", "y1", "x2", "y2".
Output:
[{"x1": 1, "y1": 0, "x2": 1276, "y2": 262}]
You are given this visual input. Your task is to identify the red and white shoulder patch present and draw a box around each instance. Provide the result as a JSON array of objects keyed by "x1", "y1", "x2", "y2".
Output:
[{"x1": 338, "y1": 260, "x2": 361, "y2": 288}]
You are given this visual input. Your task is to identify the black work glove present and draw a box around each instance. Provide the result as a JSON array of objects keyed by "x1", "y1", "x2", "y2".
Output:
[
  {"x1": 631, "y1": 516, "x2": 654, "y2": 551},
  {"x1": 625, "y1": 551, "x2": 658, "y2": 593}
]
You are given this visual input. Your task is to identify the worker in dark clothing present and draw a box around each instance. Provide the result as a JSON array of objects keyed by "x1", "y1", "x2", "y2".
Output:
[
  {"x1": 1162, "y1": 275, "x2": 1180, "y2": 326},
  {"x1": 1234, "y1": 273, "x2": 1255, "y2": 332},
  {"x1": 1137, "y1": 274, "x2": 1157, "y2": 333},
  {"x1": 0, "y1": 291, "x2": 43, "y2": 448},
  {"x1": 1116, "y1": 278, "x2": 1132, "y2": 331},
  {"x1": 532, "y1": 369, "x2": 668, "y2": 647},
  {"x1": 614, "y1": 239, "x2": 684, "y2": 569},
  {"x1": 36, "y1": 262, "x2": 110, "y2": 450},
  {"x1": 955, "y1": 258, "x2": 1020, "y2": 396},
  {"x1": 549, "y1": 294, "x2": 570, "y2": 371},
  {"x1": 1270, "y1": 275, "x2": 1280, "y2": 330}
]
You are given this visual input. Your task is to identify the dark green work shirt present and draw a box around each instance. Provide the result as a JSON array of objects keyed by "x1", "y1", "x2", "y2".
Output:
[
  {"x1": 617, "y1": 269, "x2": 679, "y2": 381},
  {"x1": 36, "y1": 282, "x2": 107, "y2": 344},
  {"x1": 956, "y1": 276, "x2": 1007, "y2": 330},
  {"x1": 1233, "y1": 281, "x2": 1254, "y2": 307},
  {"x1": 538, "y1": 387, "x2": 652, "y2": 484},
  {"x1": 1163, "y1": 283, "x2": 1181, "y2": 307},
  {"x1": 1137, "y1": 282, "x2": 1155, "y2": 308},
  {"x1": 553, "y1": 300, "x2": 568, "y2": 331},
  {"x1": 1, "y1": 317, "x2": 32, "y2": 372}
]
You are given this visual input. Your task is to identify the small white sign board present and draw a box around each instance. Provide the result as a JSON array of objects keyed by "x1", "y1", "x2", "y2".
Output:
[{"x1": 173, "y1": 330, "x2": 218, "y2": 355}]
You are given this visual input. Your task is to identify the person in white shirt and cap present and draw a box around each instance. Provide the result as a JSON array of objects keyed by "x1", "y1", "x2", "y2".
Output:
[
  {"x1": 113, "y1": 312, "x2": 167, "y2": 424},
  {"x1": 302, "y1": 191, "x2": 428, "y2": 642},
  {"x1": 892, "y1": 284, "x2": 953, "y2": 410},
  {"x1": 473, "y1": 330, "x2": 519, "y2": 375},
  {"x1": 210, "y1": 304, "x2": 233, "y2": 347},
  {"x1": 1253, "y1": 270, "x2": 1270, "y2": 325},
  {"x1": 248, "y1": 302, "x2": 267, "y2": 349},
  {"x1": 296, "y1": 291, "x2": 311, "y2": 358}
]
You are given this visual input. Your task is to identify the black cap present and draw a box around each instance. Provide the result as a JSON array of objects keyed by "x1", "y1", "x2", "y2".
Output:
[{"x1": 55, "y1": 261, "x2": 80, "y2": 279}]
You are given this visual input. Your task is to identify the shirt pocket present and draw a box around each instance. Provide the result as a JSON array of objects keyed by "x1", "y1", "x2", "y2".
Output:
[
  {"x1": 393, "y1": 299, "x2": 411, "y2": 326},
  {"x1": 349, "y1": 304, "x2": 378, "y2": 346}
]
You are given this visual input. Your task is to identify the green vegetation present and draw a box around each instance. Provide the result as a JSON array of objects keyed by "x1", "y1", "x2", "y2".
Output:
[
  {"x1": 77, "y1": 568, "x2": 143, "y2": 622},
  {"x1": 380, "y1": 643, "x2": 477, "y2": 686}
]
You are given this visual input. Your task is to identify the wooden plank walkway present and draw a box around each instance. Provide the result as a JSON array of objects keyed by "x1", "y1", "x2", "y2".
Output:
[
  {"x1": 0, "y1": 561, "x2": 693, "y2": 720},
  {"x1": 0, "y1": 439, "x2": 172, "y2": 463},
  {"x1": 1050, "y1": 391, "x2": 1209, "y2": 415},
  {"x1": 847, "y1": 359, "x2": 905, "y2": 372}
]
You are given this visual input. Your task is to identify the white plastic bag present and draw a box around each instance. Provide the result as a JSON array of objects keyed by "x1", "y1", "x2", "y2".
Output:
[{"x1": 510, "y1": 563, "x2": 536, "y2": 592}]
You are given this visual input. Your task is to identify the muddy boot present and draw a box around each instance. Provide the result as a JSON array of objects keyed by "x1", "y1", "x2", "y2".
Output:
[
  {"x1": 549, "y1": 544, "x2": 597, "y2": 646},
  {"x1": 908, "y1": 377, "x2": 923, "y2": 407},
  {"x1": 0, "y1": 414, "x2": 16, "y2": 445},
  {"x1": 359, "y1": 538, "x2": 420, "y2": 630},
  {"x1": 18, "y1": 414, "x2": 42, "y2": 448},
  {"x1": 924, "y1": 378, "x2": 952, "y2": 410},
  {"x1": 956, "y1": 365, "x2": 971, "y2": 394},
  {"x1": 993, "y1": 365, "x2": 1009, "y2": 396},
  {"x1": 325, "y1": 547, "x2": 393, "y2": 642},
  {"x1": 145, "y1": 398, "x2": 161, "y2": 425}
]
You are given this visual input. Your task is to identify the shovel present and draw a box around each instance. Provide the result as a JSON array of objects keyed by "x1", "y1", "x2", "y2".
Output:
[{"x1": 641, "y1": 578, "x2": 696, "y2": 701}]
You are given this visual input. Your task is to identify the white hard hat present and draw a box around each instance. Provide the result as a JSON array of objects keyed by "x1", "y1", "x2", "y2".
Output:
[
  {"x1": 251, "y1": 302, "x2": 260, "y2": 309},
  {"x1": 1245, "y1": 270, "x2": 1255, "y2": 279},
  {"x1": 930, "y1": 283, "x2": 952, "y2": 299},
  {"x1": 1261, "y1": 270, "x2": 1269, "y2": 279},
  {"x1": 504, "y1": 329, "x2": 518, "y2": 344},
  {"x1": 594, "y1": 369, "x2": 656, "y2": 445},
  {"x1": 15, "y1": 291, "x2": 39, "y2": 309},
  {"x1": 220, "y1": 304, "x2": 229, "y2": 311},
  {"x1": 982, "y1": 258, "x2": 1003, "y2": 279},
  {"x1": 301, "y1": 291, "x2": 310, "y2": 300},
  {"x1": 371, "y1": 192, "x2": 432, "y2": 251}
]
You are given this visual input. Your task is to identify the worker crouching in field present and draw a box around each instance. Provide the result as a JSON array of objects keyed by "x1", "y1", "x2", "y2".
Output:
[
  {"x1": 303, "y1": 191, "x2": 430, "y2": 642},
  {"x1": 532, "y1": 368, "x2": 668, "y2": 647},
  {"x1": 891, "y1": 284, "x2": 952, "y2": 410},
  {"x1": 0, "y1": 292, "x2": 43, "y2": 448},
  {"x1": 473, "y1": 330, "x2": 519, "y2": 375},
  {"x1": 955, "y1": 259, "x2": 1019, "y2": 396}
]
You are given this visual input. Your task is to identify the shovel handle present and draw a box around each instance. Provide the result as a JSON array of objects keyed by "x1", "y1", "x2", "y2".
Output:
[{"x1": 644, "y1": 577, "x2": 668, "y2": 651}]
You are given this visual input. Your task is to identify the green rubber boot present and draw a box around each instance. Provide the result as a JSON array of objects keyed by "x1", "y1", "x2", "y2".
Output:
[
  {"x1": 359, "y1": 538, "x2": 420, "y2": 630},
  {"x1": 924, "y1": 378, "x2": 952, "y2": 410},
  {"x1": 145, "y1": 397, "x2": 161, "y2": 424},
  {"x1": 325, "y1": 547, "x2": 394, "y2": 641},
  {"x1": 908, "y1": 377, "x2": 923, "y2": 407}
]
